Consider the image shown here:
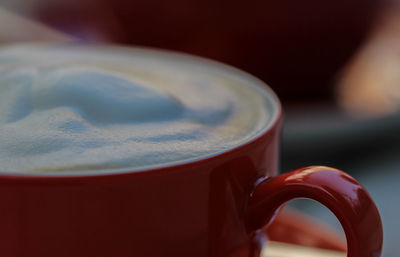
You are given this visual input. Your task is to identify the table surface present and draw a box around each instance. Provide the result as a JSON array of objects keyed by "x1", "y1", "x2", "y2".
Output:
[{"x1": 262, "y1": 242, "x2": 345, "y2": 257}]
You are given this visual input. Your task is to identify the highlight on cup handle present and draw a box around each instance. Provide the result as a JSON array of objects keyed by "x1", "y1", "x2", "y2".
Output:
[{"x1": 246, "y1": 166, "x2": 383, "y2": 257}]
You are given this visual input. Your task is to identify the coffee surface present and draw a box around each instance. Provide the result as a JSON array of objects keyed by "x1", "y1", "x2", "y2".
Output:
[{"x1": 0, "y1": 44, "x2": 274, "y2": 173}]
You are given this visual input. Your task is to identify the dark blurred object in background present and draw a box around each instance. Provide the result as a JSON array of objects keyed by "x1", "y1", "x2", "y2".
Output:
[{"x1": 26, "y1": 0, "x2": 381, "y2": 103}]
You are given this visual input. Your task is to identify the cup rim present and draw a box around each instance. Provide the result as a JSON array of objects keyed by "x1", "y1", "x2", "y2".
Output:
[{"x1": 0, "y1": 43, "x2": 282, "y2": 178}]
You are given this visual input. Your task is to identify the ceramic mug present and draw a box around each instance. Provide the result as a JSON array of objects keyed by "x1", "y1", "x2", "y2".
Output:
[{"x1": 0, "y1": 47, "x2": 382, "y2": 257}]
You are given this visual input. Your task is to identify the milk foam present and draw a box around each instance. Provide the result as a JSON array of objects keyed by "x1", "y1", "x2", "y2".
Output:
[{"x1": 0, "y1": 44, "x2": 274, "y2": 173}]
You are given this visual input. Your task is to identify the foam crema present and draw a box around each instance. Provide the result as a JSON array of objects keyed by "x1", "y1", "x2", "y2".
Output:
[{"x1": 0, "y1": 44, "x2": 276, "y2": 173}]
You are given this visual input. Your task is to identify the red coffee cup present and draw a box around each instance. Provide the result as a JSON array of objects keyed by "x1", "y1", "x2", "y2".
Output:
[{"x1": 0, "y1": 47, "x2": 382, "y2": 257}]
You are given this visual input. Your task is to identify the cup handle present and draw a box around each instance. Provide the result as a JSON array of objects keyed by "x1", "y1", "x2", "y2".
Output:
[{"x1": 246, "y1": 166, "x2": 383, "y2": 257}]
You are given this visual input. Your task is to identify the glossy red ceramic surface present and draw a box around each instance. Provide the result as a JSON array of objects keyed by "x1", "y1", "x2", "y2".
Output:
[
  {"x1": 0, "y1": 116, "x2": 282, "y2": 257},
  {"x1": 248, "y1": 166, "x2": 383, "y2": 257},
  {"x1": 0, "y1": 108, "x2": 383, "y2": 257}
]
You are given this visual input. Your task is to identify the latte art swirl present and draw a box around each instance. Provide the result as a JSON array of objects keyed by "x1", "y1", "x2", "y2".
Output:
[{"x1": 0, "y1": 44, "x2": 274, "y2": 173}]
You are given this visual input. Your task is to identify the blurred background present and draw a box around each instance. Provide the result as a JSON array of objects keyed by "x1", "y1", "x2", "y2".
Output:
[{"x1": 1, "y1": 0, "x2": 399, "y2": 256}]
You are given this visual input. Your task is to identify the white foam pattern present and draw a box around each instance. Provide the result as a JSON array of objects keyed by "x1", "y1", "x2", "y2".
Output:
[{"x1": 0, "y1": 44, "x2": 272, "y2": 172}]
